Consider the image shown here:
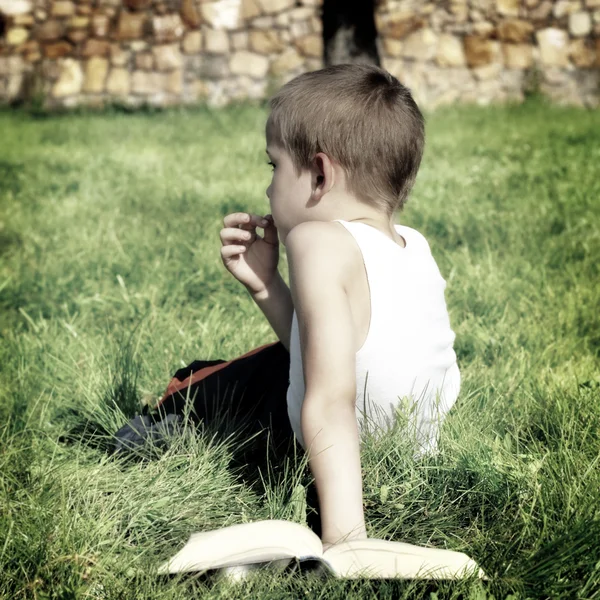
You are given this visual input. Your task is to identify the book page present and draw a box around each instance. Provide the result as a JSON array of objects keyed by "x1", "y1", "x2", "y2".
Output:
[
  {"x1": 322, "y1": 538, "x2": 485, "y2": 580},
  {"x1": 158, "y1": 520, "x2": 323, "y2": 574}
]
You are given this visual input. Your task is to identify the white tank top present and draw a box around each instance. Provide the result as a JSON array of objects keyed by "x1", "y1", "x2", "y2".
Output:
[{"x1": 286, "y1": 219, "x2": 461, "y2": 456}]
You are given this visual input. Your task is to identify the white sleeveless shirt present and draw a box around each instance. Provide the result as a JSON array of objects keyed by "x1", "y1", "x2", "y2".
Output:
[{"x1": 286, "y1": 219, "x2": 461, "y2": 456}]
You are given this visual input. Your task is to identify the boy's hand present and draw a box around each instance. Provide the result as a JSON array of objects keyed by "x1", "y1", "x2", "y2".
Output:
[{"x1": 219, "y1": 212, "x2": 280, "y2": 297}]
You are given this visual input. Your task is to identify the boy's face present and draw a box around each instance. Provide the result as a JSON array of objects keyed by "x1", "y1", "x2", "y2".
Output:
[{"x1": 265, "y1": 144, "x2": 314, "y2": 245}]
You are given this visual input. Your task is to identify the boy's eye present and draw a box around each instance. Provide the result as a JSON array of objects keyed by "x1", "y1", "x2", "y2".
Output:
[{"x1": 267, "y1": 161, "x2": 276, "y2": 171}]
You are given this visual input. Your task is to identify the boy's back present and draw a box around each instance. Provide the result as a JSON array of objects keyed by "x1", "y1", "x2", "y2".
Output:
[{"x1": 286, "y1": 219, "x2": 460, "y2": 455}]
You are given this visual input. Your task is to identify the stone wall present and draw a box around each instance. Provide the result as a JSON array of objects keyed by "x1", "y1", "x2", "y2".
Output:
[
  {"x1": 0, "y1": 0, "x2": 598, "y2": 111},
  {"x1": 378, "y1": 0, "x2": 600, "y2": 108}
]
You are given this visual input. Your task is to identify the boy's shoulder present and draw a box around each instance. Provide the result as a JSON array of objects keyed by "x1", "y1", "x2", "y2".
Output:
[{"x1": 285, "y1": 220, "x2": 358, "y2": 283}]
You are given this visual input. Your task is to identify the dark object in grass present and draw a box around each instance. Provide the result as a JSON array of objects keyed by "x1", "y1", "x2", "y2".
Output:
[{"x1": 112, "y1": 413, "x2": 184, "y2": 453}]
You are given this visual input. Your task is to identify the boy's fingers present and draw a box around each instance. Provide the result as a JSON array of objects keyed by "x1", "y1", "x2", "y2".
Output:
[{"x1": 225, "y1": 213, "x2": 268, "y2": 228}]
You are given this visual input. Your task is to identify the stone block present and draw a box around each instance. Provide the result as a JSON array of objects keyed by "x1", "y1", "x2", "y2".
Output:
[
  {"x1": 43, "y1": 41, "x2": 73, "y2": 58},
  {"x1": 530, "y1": 1, "x2": 553, "y2": 19},
  {"x1": 229, "y1": 50, "x2": 269, "y2": 77},
  {"x1": 586, "y1": 0, "x2": 600, "y2": 6},
  {"x1": 383, "y1": 15, "x2": 425, "y2": 40},
  {"x1": 290, "y1": 20, "x2": 311, "y2": 38},
  {"x1": 7, "y1": 28, "x2": 29, "y2": 45},
  {"x1": 568, "y1": 38, "x2": 596, "y2": 66},
  {"x1": 464, "y1": 35, "x2": 499, "y2": 66},
  {"x1": 0, "y1": 0, "x2": 32, "y2": 15},
  {"x1": 205, "y1": 28, "x2": 229, "y2": 53},
  {"x1": 52, "y1": 57, "x2": 83, "y2": 97},
  {"x1": 24, "y1": 51, "x2": 42, "y2": 63},
  {"x1": 132, "y1": 70, "x2": 162, "y2": 94},
  {"x1": 294, "y1": 34, "x2": 322, "y2": 57},
  {"x1": 569, "y1": 11, "x2": 592, "y2": 35},
  {"x1": 153, "y1": 14, "x2": 184, "y2": 43},
  {"x1": 13, "y1": 14, "x2": 34, "y2": 26},
  {"x1": 473, "y1": 61, "x2": 503, "y2": 80},
  {"x1": 51, "y1": 1, "x2": 75, "y2": 17},
  {"x1": 116, "y1": 12, "x2": 146, "y2": 40},
  {"x1": 201, "y1": 1, "x2": 242, "y2": 29},
  {"x1": 153, "y1": 44, "x2": 182, "y2": 71},
  {"x1": 497, "y1": 19, "x2": 534, "y2": 42},
  {"x1": 436, "y1": 33, "x2": 466, "y2": 66},
  {"x1": 472, "y1": 21, "x2": 495, "y2": 37},
  {"x1": 536, "y1": 28, "x2": 569, "y2": 66},
  {"x1": 257, "y1": 0, "x2": 296, "y2": 14},
  {"x1": 402, "y1": 28, "x2": 438, "y2": 60},
  {"x1": 554, "y1": 1, "x2": 583, "y2": 18},
  {"x1": 496, "y1": 0, "x2": 519, "y2": 16},
  {"x1": 6, "y1": 74, "x2": 24, "y2": 99},
  {"x1": 231, "y1": 31, "x2": 249, "y2": 50},
  {"x1": 106, "y1": 68, "x2": 131, "y2": 96},
  {"x1": 130, "y1": 41, "x2": 148, "y2": 52},
  {"x1": 310, "y1": 15, "x2": 321, "y2": 33},
  {"x1": 502, "y1": 43, "x2": 533, "y2": 68},
  {"x1": 82, "y1": 39, "x2": 111, "y2": 57},
  {"x1": 135, "y1": 52, "x2": 154, "y2": 70},
  {"x1": 76, "y1": 5, "x2": 91, "y2": 16},
  {"x1": 305, "y1": 57, "x2": 322, "y2": 71},
  {"x1": 181, "y1": 0, "x2": 202, "y2": 28},
  {"x1": 383, "y1": 38, "x2": 403, "y2": 57},
  {"x1": 91, "y1": 14, "x2": 110, "y2": 38},
  {"x1": 449, "y1": 0, "x2": 468, "y2": 20},
  {"x1": 252, "y1": 16, "x2": 274, "y2": 28},
  {"x1": 83, "y1": 56, "x2": 108, "y2": 93},
  {"x1": 110, "y1": 45, "x2": 129, "y2": 66},
  {"x1": 289, "y1": 7, "x2": 315, "y2": 20},
  {"x1": 183, "y1": 31, "x2": 203, "y2": 54},
  {"x1": 68, "y1": 16, "x2": 90, "y2": 28},
  {"x1": 269, "y1": 47, "x2": 303, "y2": 75},
  {"x1": 197, "y1": 54, "x2": 229, "y2": 78},
  {"x1": 250, "y1": 29, "x2": 285, "y2": 54},
  {"x1": 381, "y1": 57, "x2": 403, "y2": 78},
  {"x1": 242, "y1": 0, "x2": 261, "y2": 20},
  {"x1": 166, "y1": 69, "x2": 182, "y2": 94},
  {"x1": 67, "y1": 29, "x2": 88, "y2": 43}
]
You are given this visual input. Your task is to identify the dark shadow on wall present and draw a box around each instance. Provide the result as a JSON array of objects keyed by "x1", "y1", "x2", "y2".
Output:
[{"x1": 322, "y1": 0, "x2": 381, "y2": 67}]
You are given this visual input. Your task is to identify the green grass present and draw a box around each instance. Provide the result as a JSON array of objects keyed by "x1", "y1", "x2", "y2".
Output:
[{"x1": 1, "y1": 95, "x2": 599, "y2": 599}]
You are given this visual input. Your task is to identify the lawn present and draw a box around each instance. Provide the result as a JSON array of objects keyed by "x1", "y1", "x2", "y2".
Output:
[{"x1": 0, "y1": 96, "x2": 599, "y2": 599}]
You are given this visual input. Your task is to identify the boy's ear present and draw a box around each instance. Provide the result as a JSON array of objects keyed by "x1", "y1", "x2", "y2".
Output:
[{"x1": 313, "y1": 152, "x2": 334, "y2": 197}]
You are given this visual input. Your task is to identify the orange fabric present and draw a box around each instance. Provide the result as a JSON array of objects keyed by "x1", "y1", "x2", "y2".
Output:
[{"x1": 157, "y1": 341, "x2": 280, "y2": 406}]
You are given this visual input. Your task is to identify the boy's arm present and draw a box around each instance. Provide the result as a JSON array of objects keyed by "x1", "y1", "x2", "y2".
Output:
[
  {"x1": 250, "y1": 272, "x2": 293, "y2": 353},
  {"x1": 286, "y1": 222, "x2": 368, "y2": 546}
]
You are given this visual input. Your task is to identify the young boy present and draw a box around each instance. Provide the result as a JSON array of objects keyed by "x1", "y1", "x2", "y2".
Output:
[{"x1": 219, "y1": 64, "x2": 460, "y2": 552}]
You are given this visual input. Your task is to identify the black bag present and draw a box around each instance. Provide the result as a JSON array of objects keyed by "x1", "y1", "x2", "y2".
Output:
[{"x1": 112, "y1": 340, "x2": 295, "y2": 465}]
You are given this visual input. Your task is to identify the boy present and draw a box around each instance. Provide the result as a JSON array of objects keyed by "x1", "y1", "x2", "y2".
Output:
[{"x1": 219, "y1": 64, "x2": 460, "y2": 552}]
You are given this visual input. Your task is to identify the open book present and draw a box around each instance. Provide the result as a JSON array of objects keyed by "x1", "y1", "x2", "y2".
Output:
[{"x1": 158, "y1": 520, "x2": 486, "y2": 580}]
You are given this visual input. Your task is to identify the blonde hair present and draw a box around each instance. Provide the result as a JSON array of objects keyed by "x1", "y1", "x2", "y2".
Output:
[{"x1": 266, "y1": 64, "x2": 425, "y2": 216}]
